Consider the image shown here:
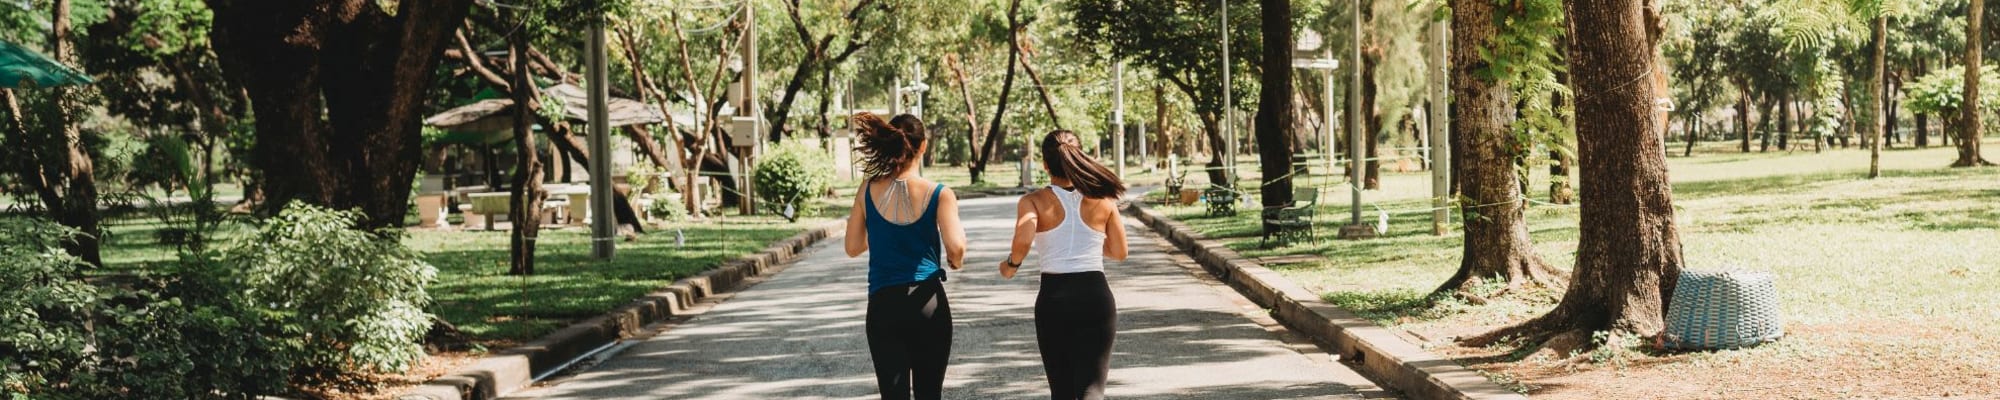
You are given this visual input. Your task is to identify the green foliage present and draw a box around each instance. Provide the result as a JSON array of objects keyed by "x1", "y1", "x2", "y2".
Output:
[
  {"x1": 223, "y1": 203, "x2": 437, "y2": 375},
  {"x1": 1, "y1": 217, "x2": 286, "y2": 399},
  {"x1": 0, "y1": 219, "x2": 96, "y2": 398},
  {"x1": 645, "y1": 193, "x2": 688, "y2": 222},
  {"x1": 1903, "y1": 64, "x2": 2000, "y2": 118},
  {"x1": 754, "y1": 141, "x2": 835, "y2": 221}
]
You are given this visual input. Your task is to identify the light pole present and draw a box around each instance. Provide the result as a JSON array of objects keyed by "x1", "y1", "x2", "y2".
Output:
[
  {"x1": 1339, "y1": 0, "x2": 1374, "y2": 239},
  {"x1": 1428, "y1": 15, "x2": 1451, "y2": 236},
  {"x1": 1114, "y1": 58, "x2": 1126, "y2": 178},
  {"x1": 1220, "y1": 0, "x2": 1234, "y2": 186},
  {"x1": 586, "y1": 3, "x2": 615, "y2": 259}
]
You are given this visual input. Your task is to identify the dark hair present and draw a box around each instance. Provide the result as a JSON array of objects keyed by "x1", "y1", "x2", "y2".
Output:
[
  {"x1": 853, "y1": 113, "x2": 928, "y2": 178},
  {"x1": 1041, "y1": 130, "x2": 1125, "y2": 199}
]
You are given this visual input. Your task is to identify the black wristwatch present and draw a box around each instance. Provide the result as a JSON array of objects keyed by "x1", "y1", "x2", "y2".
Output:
[{"x1": 1002, "y1": 258, "x2": 1022, "y2": 268}]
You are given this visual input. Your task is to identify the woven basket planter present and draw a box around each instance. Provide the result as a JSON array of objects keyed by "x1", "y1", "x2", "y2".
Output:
[{"x1": 1663, "y1": 269, "x2": 1785, "y2": 350}]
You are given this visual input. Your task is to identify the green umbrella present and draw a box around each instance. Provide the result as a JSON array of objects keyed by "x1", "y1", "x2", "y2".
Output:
[{"x1": 0, "y1": 40, "x2": 92, "y2": 89}]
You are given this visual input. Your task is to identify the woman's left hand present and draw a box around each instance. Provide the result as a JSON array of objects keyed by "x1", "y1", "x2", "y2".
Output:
[{"x1": 998, "y1": 261, "x2": 1018, "y2": 279}]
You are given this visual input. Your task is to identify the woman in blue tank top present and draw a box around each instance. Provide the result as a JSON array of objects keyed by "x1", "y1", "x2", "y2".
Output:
[{"x1": 843, "y1": 113, "x2": 966, "y2": 400}]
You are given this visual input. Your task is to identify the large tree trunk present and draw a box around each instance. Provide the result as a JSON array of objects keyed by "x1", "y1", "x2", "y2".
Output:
[
  {"x1": 1471, "y1": 0, "x2": 1684, "y2": 353},
  {"x1": 1254, "y1": 0, "x2": 1297, "y2": 208},
  {"x1": 1870, "y1": 15, "x2": 1888, "y2": 178},
  {"x1": 208, "y1": 0, "x2": 474, "y2": 229},
  {"x1": 1199, "y1": 111, "x2": 1230, "y2": 185},
  {"x1": 507, "y1": 34, "x2": 544, "y2": 276},
  {"x1": 973, "y1": 0, "x2": 1025, "y2": 185},
  {"x1": 1362, "y1": 50, "x2": 1383, "y2": 189},
  {"x1": 1957, "y1": 0, "x2": 1995, "y2": 167},
  {"x1": 42, "y1": 0, "x2": 102, "y2": 266},
  {"x1": 1434, "y1": 0, "x2": 1562, "y2": 296}
]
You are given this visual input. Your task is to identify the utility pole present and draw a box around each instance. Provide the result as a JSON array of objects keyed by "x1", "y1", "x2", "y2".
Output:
[
  {"x1": 1115, "y1": 58, "x2": 1126, "y2": 177},
  {"x1": 736, "y1": 0, "x2": 758, "y2": 215},
  {"x1": 587, "y1": 4, "x2": 615, "y2": 259},
  {"x1": 1221, "y1": 0, "x2": 1235, "y2": 186},
  {"x1": 1428, "y1": 15, "x2": 1451, "y2": 236},
  {"x1": 1339, "y1": 0, "x2": 1373, "y2": 239}
]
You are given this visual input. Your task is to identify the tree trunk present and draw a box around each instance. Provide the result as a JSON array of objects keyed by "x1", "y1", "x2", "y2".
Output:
[
  {"x1": 1757, "y1": 97, "x2": 1773, "y2": 152},
  {"x1": 1200, "y1": 111, "x2": 1230, "y2": 185},
  {"x1": 1020, "y1": 43, "x2": 1065, "y2": 131},
  {"x1": 1254, "y1": 0, "x2": 1297, "y2": 208},
  {"x1": 1917, "y1": 61, "x2": 1931, "y2": 148},
  {"x1": 1957, "y1": 0, "x2": 1994, "y2": 167},
  {"x1": 1683, "y1": 113, "x2": 1698, "y2": 157},
  {"x1": 1777, "y1": 93, "x2": 1791, "y2": 151},
  {"x1": 1736, "y1": 80, "x2": 1751, "y2": 153},
  {"x1": 42, "y1": 0, "x2": 103, "y2": 266},
  {"x1": 948, "y1": 54, "x2": 983, "y2": 168},
  {"x1": 208, "y1": 0, "x2": 474, "y2": 229},
  {"x1": 1470, "y1": 0, "x2": 1683, "y2": 352},
  {"x1": 1362, "y1": 50, "x2": 1383, "y2": 190},
  {"x1": 1434, "y1": 0, "x2": 1562, "y2": 296},
  {"x1": 1549, "y1": 149, "x2": 1576, "y2": 204},
  {"x1": 508, "y1": 33, "x2": 544, "y2": 276},
  {"x1": 1870, "y1": 15, "x2": 1888, "y2": 178},
  {"x1": 973, "y1": 0, "x2": 1025, "y2": 185}
]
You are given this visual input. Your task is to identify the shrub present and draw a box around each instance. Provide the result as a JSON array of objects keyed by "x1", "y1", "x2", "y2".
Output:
[
  {"x1": 754, "y1": 141, "x2": 835, "y2": 221},
  {"x1": 0, "y1": 219, "x2": 97, "y2": 398},
  {"x1": 224, "y1": 202, "x2": 438, "y2": 377},
  {"x1": 646, "y1": 193, "x2": 689, "y2": 222}
]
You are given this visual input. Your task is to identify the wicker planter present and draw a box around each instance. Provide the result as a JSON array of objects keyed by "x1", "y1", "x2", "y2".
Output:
[{"x1": 1663, "y1": 269, "x2": 1785, "y2": 350}]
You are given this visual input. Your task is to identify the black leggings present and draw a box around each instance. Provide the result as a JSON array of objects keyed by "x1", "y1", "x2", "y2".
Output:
[
  {"x1": 1035, "y1": 271, "x2": 1117, "y2": 400},
  {"x1": 866, "y1": 275, "x2": 952, "y2": 400}
]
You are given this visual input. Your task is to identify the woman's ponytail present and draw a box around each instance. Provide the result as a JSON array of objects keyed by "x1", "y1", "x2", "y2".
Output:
[
  {"x1": 854, "y1": 113, "x2": 929, "y2": 179},
  {"x1": 1040, "y1": 130, "x2": 1126, "y2": 199}
]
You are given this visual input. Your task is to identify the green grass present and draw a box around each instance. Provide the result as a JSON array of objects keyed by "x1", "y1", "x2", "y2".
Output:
[
  {"x1": 1162, "y1": 141, "x2": 2000, "y2": 338},
  {"x1": 96, "y1": 203, "x2": 833, "y2": 345},
  {"x1": 404, "y1": 214, "x2": 826, "y2": 343}
]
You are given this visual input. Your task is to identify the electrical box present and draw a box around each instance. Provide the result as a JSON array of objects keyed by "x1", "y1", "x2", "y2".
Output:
[{"x1": 729, "y1": 116, "x2": 759, "y2": 147}]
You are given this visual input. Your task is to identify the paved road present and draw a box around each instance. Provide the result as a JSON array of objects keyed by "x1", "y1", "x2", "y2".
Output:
[{"x1": 513, "y1": 195, "x2": 1388, "y2": 399}]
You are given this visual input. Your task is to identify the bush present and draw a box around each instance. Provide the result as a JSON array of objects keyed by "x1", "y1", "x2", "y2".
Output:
[
  {"x1": 754, "y1": 141, "x2": 835, "y2": 221},
  {"x1": 3, "y1": 217, "x2": 291, "y2": 399},
  {"x1": 0, "y1": 219, "x2": 98, "y2": 398},
  {"x1": 224, "y1": 202, "x2": 438, "y2": 377},
  {"x1": 646, "y1": 194, "x2": 689, "y2": 222}
]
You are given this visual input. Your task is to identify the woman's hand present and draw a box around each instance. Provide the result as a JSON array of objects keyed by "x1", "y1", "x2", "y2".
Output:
[{"x1": 998, "y1": 260, "x2": 1018, "y2": 279}]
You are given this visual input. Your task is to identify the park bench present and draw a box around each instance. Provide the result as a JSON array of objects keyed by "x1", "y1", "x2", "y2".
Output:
[
  {"x1": 1261, "y1": 187, "x2": 1318, "y2": 247},
  {"x1": 1203, "y1": 185, "x2": 1239, "y2": 217}
]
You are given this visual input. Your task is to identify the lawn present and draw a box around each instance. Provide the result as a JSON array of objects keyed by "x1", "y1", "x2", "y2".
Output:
[
  {"x1": 1155, "y1": 141, "x2": 2000, "y2": 398},
  {"x1": 99, "y1": 203, "x2": 835, "y2": 346}
]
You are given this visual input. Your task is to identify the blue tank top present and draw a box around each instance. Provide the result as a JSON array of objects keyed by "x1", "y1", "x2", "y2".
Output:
[{"x1": 864, "y1": 182, "x2": 945, "y2": 294}]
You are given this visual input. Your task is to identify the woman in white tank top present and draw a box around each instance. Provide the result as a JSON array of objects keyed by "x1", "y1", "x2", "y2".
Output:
[{"x1": 998, "y1": 130, "x2": 1128, "y2": 400}]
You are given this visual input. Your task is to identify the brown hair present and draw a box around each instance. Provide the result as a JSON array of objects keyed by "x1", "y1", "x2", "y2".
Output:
[
  {"x1": 853, "y1": 113, "x2": 928, "y2": 178},
  {"x1": 1041, "y1": 130, "x2": 1125, "y2": 199}
]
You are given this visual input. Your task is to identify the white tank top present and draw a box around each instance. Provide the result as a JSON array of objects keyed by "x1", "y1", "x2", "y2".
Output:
[{"x1": 1033, "y1": 185, "x2": 1106, "y2": 274}]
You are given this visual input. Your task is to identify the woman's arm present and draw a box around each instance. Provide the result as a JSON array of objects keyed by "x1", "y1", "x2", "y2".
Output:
[
  {"x1": 999, "y1": 195, "x2": 1038, "y2": 279},
  {"x1": 1102, "y1": 199, "x2": 1129, "y2": 261},
  {"x1": 936, "y1": 188, "x2": 967, "y2": 270},
  {"x1": 844, "y1": 184, "x2": 869, "y2": 257}
]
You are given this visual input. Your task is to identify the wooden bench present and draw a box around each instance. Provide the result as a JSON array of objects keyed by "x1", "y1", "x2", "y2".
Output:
[
  {"x1": 1203, "y1": 185, "x2": 1239, "y2": 217},
  {"x1": 1261, "y1": 187, "x2": 1318, "y2": 247}
]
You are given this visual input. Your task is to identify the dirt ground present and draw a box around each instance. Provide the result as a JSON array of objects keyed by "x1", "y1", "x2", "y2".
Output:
[{"x1": 1413, "y1": 320, "x2": 2000, "y2": 399}]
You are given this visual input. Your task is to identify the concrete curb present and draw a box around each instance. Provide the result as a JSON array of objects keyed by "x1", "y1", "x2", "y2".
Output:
[
  {"x1": 1122, "y1": 201, "x2": 1527, "y2": 400},
  {"x1": 398, "y1": 219, "x2": 847, "y2": 400}
]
